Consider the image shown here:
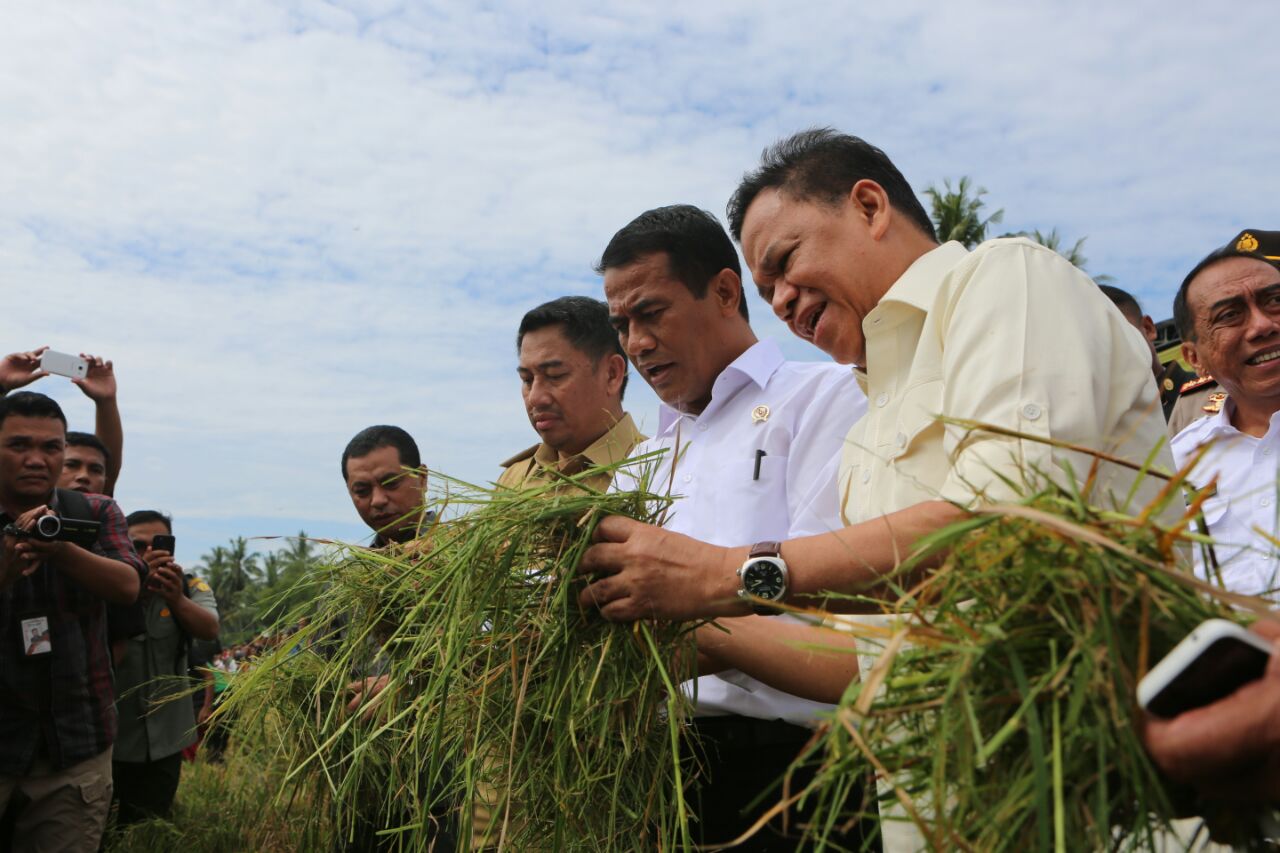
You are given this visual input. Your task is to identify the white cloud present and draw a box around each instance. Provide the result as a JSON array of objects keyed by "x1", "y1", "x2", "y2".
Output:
[{"x1": 1, "y1": 0, "x2": 1276, "y2": 560}]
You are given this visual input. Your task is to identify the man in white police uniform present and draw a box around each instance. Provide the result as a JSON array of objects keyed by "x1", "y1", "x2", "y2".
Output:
[
  {"x1": 1171, "y1": 229, "x2": 1280, "y2": 598},
  {"x1": 597, "y1": 204, "x2": 870, "y2": 850}
]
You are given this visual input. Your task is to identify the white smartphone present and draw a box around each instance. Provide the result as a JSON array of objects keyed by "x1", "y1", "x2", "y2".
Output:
[
  {"x1": 39, "y1": 350, "x2": 88, "y2": 380},
  {"x1": 1137, "y1": 618, "x2": 1273, "y2": 718}
]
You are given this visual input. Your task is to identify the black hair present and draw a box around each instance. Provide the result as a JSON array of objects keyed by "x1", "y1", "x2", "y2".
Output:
[
  {"x1": 595, "y1": 204, "x2": 748, "y2": 321},
  {"x1": 1098, "y1": 285, "x2": 1143, "y2": 320},
  {"x1": 726, "y1": 128, "x2": 938, "y2": 244},
  {"x1": 66, "y1": 431, "x2": 111, "y2": 465},
  {"x1": 126, "y1": 509, "x2": 173, "y2": 533},
  {"x1": 341, "y1": 425, "x2": 421, "y2": 480},
  {"x1": 516, "y1": 296, "x2": 629, "y2": 398},
  {"x1": 0, "y1": 392, "x2": 67, "y2": 431}
]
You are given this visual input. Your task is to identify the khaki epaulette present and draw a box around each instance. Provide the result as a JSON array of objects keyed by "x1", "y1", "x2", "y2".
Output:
[{"x1": 498, "y1": 444, "x2": 541, "y2": 471}]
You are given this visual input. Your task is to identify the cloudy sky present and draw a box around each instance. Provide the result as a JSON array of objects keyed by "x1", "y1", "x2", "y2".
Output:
[{"x1": 2, "y1": 1, "x2": 1276, "y2": 565}]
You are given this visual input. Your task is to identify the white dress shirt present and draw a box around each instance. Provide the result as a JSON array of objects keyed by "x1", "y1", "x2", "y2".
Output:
[
  {"x1": 619, "y1": 339, "x2": 867, "y2": 726},
  {"x1": 1171, "y1": 399, "x2": 1280, "y2": 597}
]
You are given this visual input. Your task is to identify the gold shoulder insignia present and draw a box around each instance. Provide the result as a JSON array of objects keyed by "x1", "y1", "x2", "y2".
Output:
[
  {"x1": 1179, "y1": 375, "x2": 1216, "y2": 394},
  {"x1": 1238, "y1": 232, "x2": 1260, "y2": 253},
  {"x1": 1203, "y1": 391, "x2": 1227, "y2": 414}
]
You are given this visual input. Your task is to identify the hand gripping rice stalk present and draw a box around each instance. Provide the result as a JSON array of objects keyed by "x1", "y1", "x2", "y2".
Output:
[
  {"x1": 215, "y1": 461, "x2": 697, "y2": 852},
  {"x1": 787, "y1": 435, "x2": 1276, "y2": 852}
]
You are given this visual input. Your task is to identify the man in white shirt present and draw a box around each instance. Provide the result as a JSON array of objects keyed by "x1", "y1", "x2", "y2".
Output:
[
  {"x1": 1170, "y1": 229, "x2": 1280, "y2": 597},
  {"x1": 597, "y1": 204, "x2": 870, "y2": 850}
]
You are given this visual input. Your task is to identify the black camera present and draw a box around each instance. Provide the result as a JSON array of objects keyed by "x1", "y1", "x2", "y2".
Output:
[{"x1": 3, "y1": 515, "x2": 101, "y2": 549}]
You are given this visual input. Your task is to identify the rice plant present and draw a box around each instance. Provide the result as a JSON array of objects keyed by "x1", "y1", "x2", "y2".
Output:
[{"x1": 214, "y1": 461, "x2": 697, "y2": 852}]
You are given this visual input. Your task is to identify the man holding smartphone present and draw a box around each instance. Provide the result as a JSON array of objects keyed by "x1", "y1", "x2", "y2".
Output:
[{"x1": 110, "y1": 510, "x2": 219, "y2": 830}]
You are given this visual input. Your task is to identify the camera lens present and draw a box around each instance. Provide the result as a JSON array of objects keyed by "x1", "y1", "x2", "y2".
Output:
[{"x1": 35, "y1": 515, "x2": 62, "y2": 540}]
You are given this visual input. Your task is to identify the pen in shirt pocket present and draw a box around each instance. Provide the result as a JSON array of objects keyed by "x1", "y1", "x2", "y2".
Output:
[{"x1": 753, "y1": 449, "x2": 766, "y2": 481}]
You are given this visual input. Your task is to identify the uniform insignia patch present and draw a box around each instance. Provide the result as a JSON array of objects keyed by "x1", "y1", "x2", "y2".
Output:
[
  {"x1": 1179, "y1": 375, "x2": 1215, "y2": 394},
  {"x1": 1237, "y1": 232, "x2": 1260, "y2": 253},
  {"x1": 751, "y1": 404, "x2": 770, "y2": 424},
  {"x1": 1203, "y1": 391, "x2": 1227, "y2": 414}
]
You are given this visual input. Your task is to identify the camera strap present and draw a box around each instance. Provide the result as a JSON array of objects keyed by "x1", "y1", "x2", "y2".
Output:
[{"x1": 54, "y1": 487, "x2": 94, "y2": 528}]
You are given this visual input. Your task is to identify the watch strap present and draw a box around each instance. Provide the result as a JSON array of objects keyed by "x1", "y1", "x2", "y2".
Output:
[{"x1": 748, "y1": 540, "x2": 782, "y2": 559}]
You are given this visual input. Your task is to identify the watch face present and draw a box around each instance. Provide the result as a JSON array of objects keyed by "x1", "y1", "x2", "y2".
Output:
[{"x1": 744, "y1": 559, "x2": 786, "y2": 600}]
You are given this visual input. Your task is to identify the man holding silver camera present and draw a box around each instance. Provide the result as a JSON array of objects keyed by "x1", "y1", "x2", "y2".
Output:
[{"x1": 0, "y1": 391, "x2": 145, "y2": 853}]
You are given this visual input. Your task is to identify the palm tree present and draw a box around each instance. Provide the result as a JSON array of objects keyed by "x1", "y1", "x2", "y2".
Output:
[{"x1": 923, "y1": 177, "x2": 1004, "y2": 248}]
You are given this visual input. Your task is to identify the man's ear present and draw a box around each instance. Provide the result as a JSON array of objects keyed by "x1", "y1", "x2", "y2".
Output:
[
  {"x1": 1140, "y1": 315, "x2": 1158, "y2": 344},
  {"x1": 709, "y1": 268, "x2": 744, "y2": 318},
  {"x1": 603, "y1": 353, "x2": 627, "y2": 396},
  {"x1": 1181, "y1": 340, "x2": 1205, "y2": 377},
  {"x1": 849, "y1": 179, "x2": 893, "y2": 240}
]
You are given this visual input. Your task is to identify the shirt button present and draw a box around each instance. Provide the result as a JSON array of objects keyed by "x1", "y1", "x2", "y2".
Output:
[
  {"x1": 697, "y1": 423, "x2": 708, "y2": 432},
  {"x1": 875, "y1": 392, "x2": 890, "y2": 408},
  {"x1": 682, "y1": 474, "x2": 693, "y2": 483},
  {"x1": 896, "y1": 432, "x2": 908, "y2": 448},
  {"x1": 862, "y1": 470, "x2": 871, "y2": 484},
  {"x1": 1265, "y1": 448, "x2": 1273, "y2": 457},
  {"x1": 1262, "y1": 497, "x2": 1273, "y2": 508},
  {"x1": 1022, "y1": 403, "x2": 1042, "y2": 421}
]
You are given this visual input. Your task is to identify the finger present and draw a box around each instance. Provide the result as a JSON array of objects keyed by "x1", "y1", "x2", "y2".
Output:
[
  {"x1": 576, "y1": 542, "x2": 627, "y2": 577},
  {"x1": 1267, "y1": 637, "x2": 1280, "y2": 679},
  {"x1": 1253, "y1": 620, "x2": 1280, "y2": 643},
  {"x1": 597, "y1": 596, "x2": 642, "y2": 623},
  {"x1": 579, "y1": 575, "x2": 627, "y2": 610},
  {"x1": 592, "y1": 515, "x2": 641, "y2": 543}
]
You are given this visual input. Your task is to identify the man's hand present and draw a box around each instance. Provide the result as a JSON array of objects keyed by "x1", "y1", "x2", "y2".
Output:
[
  {"x1": 143, "y1": 550, "x2": 185, "y2": 605},
  {"x1": 1142, "y1": 621, "x2": 1280, "y2": 805},
  {"x1": 0, "y1": 347, "x2": 49, "y2": 394},
  {"x1": 576, "y1": 515, "x2": 746, "y2": 622},
  {"x1": 72, "y1": 354, "x2": 116, "y2": 402},
  {"x1": 2, "y1": 506, "x2": 64, "y2": 586},
  {"x1": 345, "y1": 675, "x2": 391, "y2": 722}
]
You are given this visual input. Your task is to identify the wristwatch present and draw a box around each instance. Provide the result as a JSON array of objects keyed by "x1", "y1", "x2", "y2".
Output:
[{"x1": 737, "y1": 541, "x2": 788, "y2": 614}]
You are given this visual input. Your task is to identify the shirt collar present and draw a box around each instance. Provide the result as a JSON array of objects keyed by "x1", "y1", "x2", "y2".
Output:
[
  {"x1": 874, "y1": 241, "x2": 970, "y2": 314},
  {"x1": 533, "y1": 412, "x2": 643, "y2": 474},
  {"x1": 656, "y1": 339, "x2": 785, "y2": 434},
  {"x1": 1201, "y1": 396, "x2": 1280, "y2": 440}
]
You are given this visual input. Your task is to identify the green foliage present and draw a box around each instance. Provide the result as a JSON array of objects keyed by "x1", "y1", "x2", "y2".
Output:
[
  {"x1": 215, "y1": 464, "x2": 698, "y2": 851},
  {"x1": 924, "y1": 176, "x2": 1115, "y2": 283},
  {"x1": 105, "y1": 745, "x2": 325, "y2": 853},
  {"x1": 795, "y1": 463, "x2": 1270, "y2": 851},
  {"x1": 195, "y1": 531, "x2": 324, "y2": 643},
  {"x1": 923, "y1": 177, "x2": 1004, "y2": 248}
]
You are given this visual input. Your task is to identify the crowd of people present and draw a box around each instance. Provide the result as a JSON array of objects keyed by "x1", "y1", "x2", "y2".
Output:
[{"x1": 1, "y1": 126, "x2": 1278, "y2": 852}]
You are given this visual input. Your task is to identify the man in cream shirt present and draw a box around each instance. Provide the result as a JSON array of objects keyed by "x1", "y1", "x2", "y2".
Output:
[{"x1": 580, "y1": 131, "x2": 1172, "y2": 849}]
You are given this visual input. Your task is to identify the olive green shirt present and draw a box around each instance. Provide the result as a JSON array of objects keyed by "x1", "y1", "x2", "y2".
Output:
[
  {"x1": 113, "y1": 574, "x2": 219, "y2": 763},
  {"x1": 496, "y1": 413, "x2": 645, "y2": 493}
]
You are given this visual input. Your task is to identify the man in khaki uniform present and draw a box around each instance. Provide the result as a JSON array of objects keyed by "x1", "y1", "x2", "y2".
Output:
[
  {"x1": 476, "y1": 296, "x2": 642, "y2": 849},
  {"x1": 497, "y1": 295, "x2": 644, "y2": 491},
  {"x1": 112, "y1": 510, "x2": 219, "y2": 828}
]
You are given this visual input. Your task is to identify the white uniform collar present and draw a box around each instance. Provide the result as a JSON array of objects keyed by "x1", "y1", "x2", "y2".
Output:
[{"x1": 656, "y1": 339, "x2": 785, "y2": 435}]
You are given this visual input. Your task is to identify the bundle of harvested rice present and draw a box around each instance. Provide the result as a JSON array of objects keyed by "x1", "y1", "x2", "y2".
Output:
[
  {"x1": 787, "y1": 455, "x2": 1275, "y2": 852},
  {"x1": 216, "y1": 463, "x2": 697, "y2": 852}
]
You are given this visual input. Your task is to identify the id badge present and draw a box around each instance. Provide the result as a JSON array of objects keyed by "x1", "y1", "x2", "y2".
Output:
[{"x1": 21, "y1": 615, "x2": 52, "y2": 656}]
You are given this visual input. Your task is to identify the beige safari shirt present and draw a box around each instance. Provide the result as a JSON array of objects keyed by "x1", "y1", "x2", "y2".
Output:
[
  {"x1": 113, "y1": 574, "x2": 220, "y2": 762},
  {"x1": 840, "y1": 238, "x2": 1174, "y2": 524},
  {"x1": 496, "y1": 413, "x2": 645, "y2": 493}
]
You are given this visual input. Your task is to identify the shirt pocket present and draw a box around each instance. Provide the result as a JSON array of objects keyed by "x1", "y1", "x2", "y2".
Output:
[
  {"x1": 892, "y1": 379, "x2": 944, "y2": 459},
  {"x1": 713, "y1": 453, "x2": 789, "y2": 539}
]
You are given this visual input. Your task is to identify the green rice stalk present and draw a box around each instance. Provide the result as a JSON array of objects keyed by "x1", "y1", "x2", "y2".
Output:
[
  {"x1": 213, "y1": 459, "x2": 697, "y2": 851},
  {"x1": 787, "y1": 426, "x2": 1278, "y2": 852}
]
